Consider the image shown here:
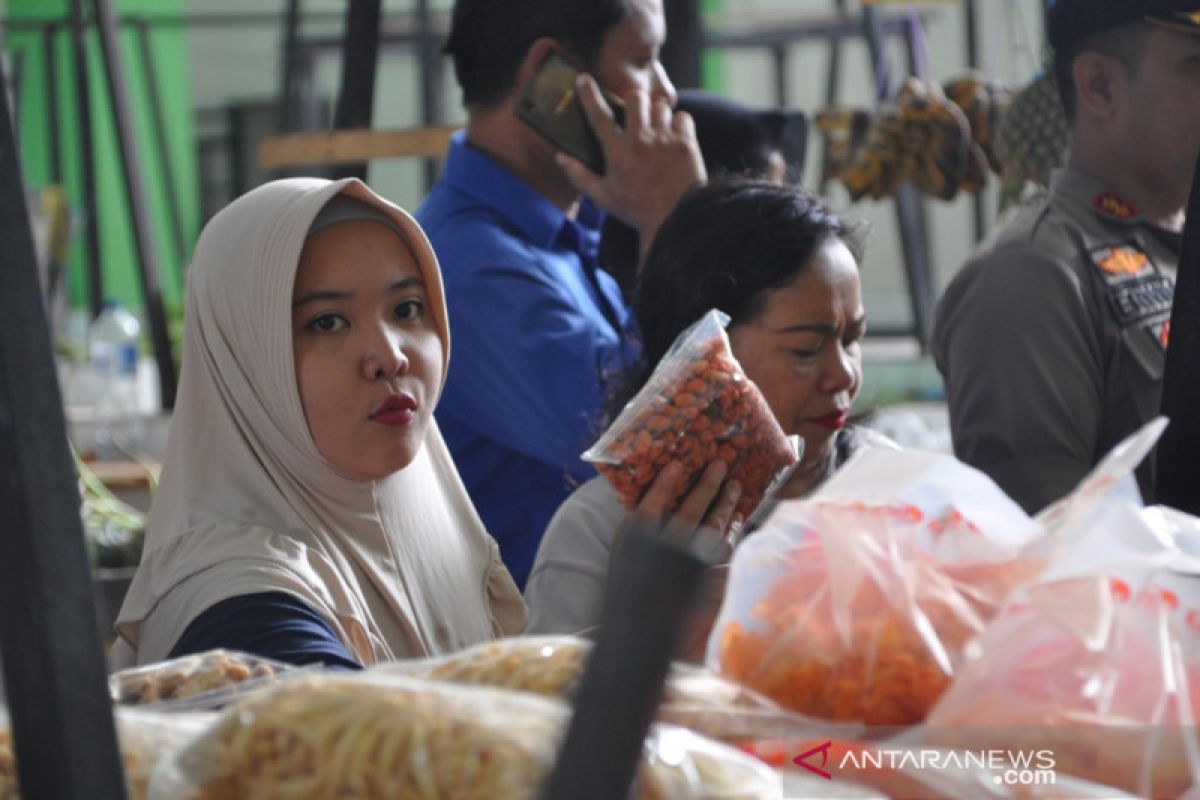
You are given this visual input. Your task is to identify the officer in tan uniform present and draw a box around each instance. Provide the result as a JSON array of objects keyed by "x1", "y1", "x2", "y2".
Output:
[{"x1": 933, "y1": 0, "x2": 1200, "y2": 513}]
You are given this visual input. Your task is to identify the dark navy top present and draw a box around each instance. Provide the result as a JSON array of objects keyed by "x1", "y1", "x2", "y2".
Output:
[{"x1": 168, "y1": 591, "x2": 361, "y2": 670}]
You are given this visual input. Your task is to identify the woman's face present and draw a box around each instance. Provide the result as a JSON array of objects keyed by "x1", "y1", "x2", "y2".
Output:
[
  {"x1": 292, "y1": 220, "x2": 444, "y2": 482},
  {"x1": 727, "y1": 238, "x2": 864, "y2": 494}
]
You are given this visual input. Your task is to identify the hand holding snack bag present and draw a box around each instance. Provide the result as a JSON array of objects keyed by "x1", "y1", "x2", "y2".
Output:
[
  {"x1": 584, "y1": 309, "x2": 800, "y2": 524},
  {"x1": 706, "y1": 447, "x2": 1045, "y2": 726}
]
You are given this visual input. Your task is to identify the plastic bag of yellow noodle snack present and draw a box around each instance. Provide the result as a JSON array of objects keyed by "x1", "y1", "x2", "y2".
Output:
[
  {"x1": 1, "y1": 706, "x2": 212, "y2": 800},
  {"x1": 109, "y1": 648, "x2": 299, "y2": 709},
  {"x1": 377, "y1": 634, "x2": 856, "y2": 748},
  {"x1": 146, "y1": 671, "x2": 781, "y2": 799}
]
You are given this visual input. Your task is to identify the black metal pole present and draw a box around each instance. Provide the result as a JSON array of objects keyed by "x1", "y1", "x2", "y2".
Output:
[
  {"x1": 964, "y1": 0, "x2": 986, "y2": 243},
  {"x1": 1156, "y1": 153, "x2": 1200, "y2": 514},
  {"x1": 539, "y1": 527, "x2": 711, "y2": 800},
  {"x1": 44, "y1": 24, "x2": 63, "y2": 184},
  {"x1": 771, "y1": 44, "x2": 789, "y2": 109},
  {"x1": 417, "y1": 0, "x2": 443, "y2": 188},
  {"x1": 330, "y1": 0, "x2": 382, "y2": 182},
  {"x1": 0, "y1": 49, "x2": 128, "y2": 800},
  {"x1": 71, "y1": 0, "x2": 104, "y2": 320},
  {"x1": 661, "y1": 0, "x2": 702, "y2": 90},
  {"x1": 133, "y1": 18, "x2": 188, "y2": 269},
  {"x1": 864, "y1": 7, "x2": 933, "y2": 348},
  {"x1": 276, "y1": 0, "x2": 303, "y2": 135},
  {"x1": 92, "y1": 0, "x2": 177, "y2": 409}
]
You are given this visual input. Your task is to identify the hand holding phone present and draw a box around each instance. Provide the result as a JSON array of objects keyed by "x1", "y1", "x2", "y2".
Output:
[{"x1": 514, "y1": 52, "x2": 624, "y2": 174}]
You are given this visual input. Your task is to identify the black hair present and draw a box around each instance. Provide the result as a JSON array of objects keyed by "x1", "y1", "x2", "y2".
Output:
[
  {"x1": 444, "y1": 0, "x2": 632, "y2": 107},
  {"x1": 1053, "y1": 22, "x2": 1150, "y2": 121},
  {"x1": 604, "y1": 178, "x2": 864, "y2": 421}
]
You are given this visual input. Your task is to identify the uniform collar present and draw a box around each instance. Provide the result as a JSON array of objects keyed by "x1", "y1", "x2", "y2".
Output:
[
  {"x1": 1050, "y1": 166, "x2": 1147, "y2": 226},
  {"x1": 440, "y1": 130, "x2": 603, "y2": 250}
]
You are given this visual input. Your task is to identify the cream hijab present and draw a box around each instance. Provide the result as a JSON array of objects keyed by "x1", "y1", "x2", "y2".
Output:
[{"x1": 115, "y1": 177, "x2": 526, "y2": 666}]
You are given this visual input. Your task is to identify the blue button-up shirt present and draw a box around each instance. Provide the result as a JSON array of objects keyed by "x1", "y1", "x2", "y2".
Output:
[{"x1": 417, "y1": 132, "x2": 640, "y2": 587}]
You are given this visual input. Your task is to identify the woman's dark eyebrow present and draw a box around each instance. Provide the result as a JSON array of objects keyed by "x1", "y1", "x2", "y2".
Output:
[
  {"x1": 292, "y1": 289, "x2": 351, "y2": 310},
  {"x1": 385, "y1": 277, "x2": 424, "y2": 294},
  {"x1": 292, "y1": 277, "x2": 424, "y2": 310},
  {"x1": 775, "y1": 314, "x2": 868, "y2": 335}
]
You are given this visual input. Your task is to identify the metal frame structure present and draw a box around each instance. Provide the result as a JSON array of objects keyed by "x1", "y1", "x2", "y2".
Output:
[{"x1": 0, "y1": 46, "x2": 127, "y2": 800}]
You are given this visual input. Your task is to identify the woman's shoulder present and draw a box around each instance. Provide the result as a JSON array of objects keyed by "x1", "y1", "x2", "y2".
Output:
[{"x1": 835, "y1": 424, "x2": 901, "y2": 466}]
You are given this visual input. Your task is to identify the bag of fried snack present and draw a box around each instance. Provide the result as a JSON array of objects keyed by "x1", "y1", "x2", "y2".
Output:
[
  {"x1": 706, "y1": 447, "x2": 1045, "y2": 726},
  {"x1": 378, "y1": 635, "x2": 843, "y2": 746},
  {"x1": 918, "y1": 419, "x2": 1200, "y2": 797},
  {"x1": 110, "y1": 648, "x2": 297, "y2": 708},
  {"x1": 1, "y1": 706, "x2": 211, "y2": 800},
  {"x1": 584, "y1": 309, "x2": 800, "y2": 523},
  {"x1": 148, "y1": 671, "x2": 781, "y2": 799}
]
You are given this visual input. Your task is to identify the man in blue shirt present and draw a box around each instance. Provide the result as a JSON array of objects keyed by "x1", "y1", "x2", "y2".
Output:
[{"x1": 418, "y1": 0, "x2": 706, "y2": 586}]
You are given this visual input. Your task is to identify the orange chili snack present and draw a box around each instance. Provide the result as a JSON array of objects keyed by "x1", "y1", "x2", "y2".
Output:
[
  {"x1": 711, "y1": 503, "x2": 1043, "y2": 727},
  {"x1": 583, "y1": 310, "x2": 799, "y2": 521}
]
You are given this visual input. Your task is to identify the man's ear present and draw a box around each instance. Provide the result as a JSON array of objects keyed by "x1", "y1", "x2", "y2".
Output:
[
  {"x1": 512, "y1": 37, "x2": 564, "y2": 98},
  {"x1": 1072, "y1": 51, "x2": 1123, "y2": 121}
]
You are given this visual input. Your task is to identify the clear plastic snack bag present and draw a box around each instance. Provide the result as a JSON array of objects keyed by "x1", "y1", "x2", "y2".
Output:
[
  {"x1": 917, "y1": 419, "x2": 1200, "y2": 797},
  {"x1": 584, "y1": 309, "x2": 801, "y2": 522},
  {"x1": 1, "y1": 706, "x2": 212, "y2": 800},
  {"x1": 148, "y1": 671, "x2": 781, "y2": 799},
  {"x1": 109, "y1": 648, "x2": 297, "y2": 708},
  {"x1": 379, "y1": 635, "x2": 841, "y2": 747},
  {"x1": 706, "y1": 447, "x2": 1045, "y2": 725}
]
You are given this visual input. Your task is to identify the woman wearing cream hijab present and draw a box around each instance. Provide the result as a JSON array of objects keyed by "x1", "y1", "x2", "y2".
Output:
[{"x1": 114, "y1": 177, "x2": 526, "y2": 667}]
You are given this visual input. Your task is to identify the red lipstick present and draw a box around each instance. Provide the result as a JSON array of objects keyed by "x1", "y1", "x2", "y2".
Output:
[
  {"x1": 371, "y1": 393, "x2": 417, "y2": 427},
  {"x1": 811, "y1": 410, "x2": 849, "y2": 430}
]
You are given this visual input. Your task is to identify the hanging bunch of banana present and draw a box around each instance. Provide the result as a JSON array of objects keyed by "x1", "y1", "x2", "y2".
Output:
[
  {"x1": 816, "y1": 71, "x2": 1011, "y2": 203},
  {"x1": 994, "y1": 67, "x2": 1070, "y2": 211}
]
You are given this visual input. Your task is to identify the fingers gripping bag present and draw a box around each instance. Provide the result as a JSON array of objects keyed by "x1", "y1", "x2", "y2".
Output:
[
  {"x1": 584, "y1": 309, "x2": 801, "y2": 522},
  {"x1": 148, "y1": 671, "x2": 782, "y2": 799},
  {"x1": 920, "y1": 418, "x2": 1200, "y2": 797},
  {"x1": 705, "y1": 447, "x2": 1046, "y2": 726}
]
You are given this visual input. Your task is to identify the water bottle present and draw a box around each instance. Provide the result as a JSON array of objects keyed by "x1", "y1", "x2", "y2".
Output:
[{"x1": 88, "y1": 301, "x2": 141, "y2": 424}]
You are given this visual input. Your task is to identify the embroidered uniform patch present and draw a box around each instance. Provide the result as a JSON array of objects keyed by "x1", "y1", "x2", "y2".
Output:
[
  {"x1": 1094, "y1": 246, "x2": 1150, "y2": 276},
  {"x1": 1092, "y1": 191, "x2": 1138, "y2": 221},
  {"x1": 1151, "y1": 320, "x2": 1172, "y2": 350},
  {"x1": 1105, "y1": 273, "x2": 1174, "y2": 327}
]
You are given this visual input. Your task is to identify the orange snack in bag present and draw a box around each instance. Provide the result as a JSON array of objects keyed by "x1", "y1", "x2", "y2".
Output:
[
  {"x1": 712, "y1": 500, "x2": 1044, "y2": 726},
  {"x1": 717, "y1": 542, "x2": 951, "y2": 726},
  {"x1": 585, "y1": 310, "x2": 798, "y2": 521}
]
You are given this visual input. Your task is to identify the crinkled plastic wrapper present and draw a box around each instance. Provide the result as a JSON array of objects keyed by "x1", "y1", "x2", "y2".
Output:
[
  {"x1": 707, "y1": 449, "x2": 1045, "y2": 726},
  {"x1": 379, "y1": 635, "x2": 841, "y2": 747},
  {"x1": 148, "y1": 672, "x2": 781, "y2": 799},
  {"x1": 110, "y1": 648, "x2": 297, "y2": 709},
  {"x1": 584, "y1": 309, "x2": 800, "y2": 522},
  {"x1": 921, "y1": 570, "x2": 1200, "y2": 798},
  {"x1": 1, "y1": 706, "x2": 212, "y2": 800}
]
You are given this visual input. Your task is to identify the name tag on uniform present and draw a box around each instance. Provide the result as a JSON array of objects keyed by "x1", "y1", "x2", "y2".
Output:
[{"x1": 1091, "y1": 244, "x2": 1173, "y2": 328}]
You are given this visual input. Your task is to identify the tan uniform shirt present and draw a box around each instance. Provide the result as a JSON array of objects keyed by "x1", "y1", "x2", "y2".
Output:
[{"x1": 933, "y1": 167, "x2": 1181, "y2": 513}]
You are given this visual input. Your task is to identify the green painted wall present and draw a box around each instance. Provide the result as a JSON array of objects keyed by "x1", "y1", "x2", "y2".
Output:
[{"x1": 8, "y1": 0, "x2": 197, "y2": 320}]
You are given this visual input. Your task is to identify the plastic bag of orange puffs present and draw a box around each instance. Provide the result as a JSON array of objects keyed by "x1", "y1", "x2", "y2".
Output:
[
  {"x1": 583, "y1": 309, "x2": 800, "y2": 522},
  {"x1": 705, "y1": 447, "x2": 1046, "y2": 726}
]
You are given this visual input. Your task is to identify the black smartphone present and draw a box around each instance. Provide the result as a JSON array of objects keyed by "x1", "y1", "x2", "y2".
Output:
[{"x1": 514, "y1": 52, "x2": 625, "y2": 175}]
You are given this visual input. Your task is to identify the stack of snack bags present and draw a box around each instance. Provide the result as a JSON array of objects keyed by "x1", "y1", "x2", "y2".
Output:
[
  {"x1": 146, "y1": 671, "x2": 782, "y2": 799},
  {"x1": 917, "y1": 418, "x2": 1200, "y2": 797},
  {"x1": 1, "y1": 707, "x2": 211, "y2": 800},
  {"x1": 706, "y1": 445, "x2": 1044, "y2": 727}
]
